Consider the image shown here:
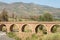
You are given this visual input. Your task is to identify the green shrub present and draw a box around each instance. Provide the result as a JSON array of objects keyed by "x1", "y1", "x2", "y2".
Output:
[
  {"x1": 7, "y1": 32, "x2": 21, "y2": 40},
  {"x1": 7, "y1": 32, "x2": 16, "y2": 38},
  {"x1": 26, "y1": 34, "x2": 39, "y2": 40},
  {"x1": 19, "y1": 19, "x2": 22, "y2": 21},
  {"x1": 14, "y1": 37, "x2": 21, "y2": 40},
  {"x1": 43, "y1": 33, "x2": 60, "y2": 40},
  {"x1": 24, "y1": 30, "x2": 32, "y2": 33},
  {"x1": 43, "y1": 30, "x2": 47, "y2": 34}
]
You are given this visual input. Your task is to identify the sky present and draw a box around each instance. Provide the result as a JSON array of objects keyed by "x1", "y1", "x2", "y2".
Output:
[{"x1": 0, "y1": 0, "x2": 60, "y2": 8}]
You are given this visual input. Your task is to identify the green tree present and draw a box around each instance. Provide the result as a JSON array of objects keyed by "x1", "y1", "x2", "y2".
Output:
[
  {"x1": 43, "y1": 13, "x2": 54, "y2": 21},
  {"x1": 38, "y1": 15, "x2": 44, "y2": 21},
  {"x1": 39, "y1": 13, "x2": 54, "y2": 21},
  {"x1": 1, "y1": 9, "x2": 8, "y2": 21}
]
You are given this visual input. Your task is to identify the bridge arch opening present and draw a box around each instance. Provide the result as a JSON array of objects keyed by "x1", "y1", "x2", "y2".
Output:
[
  {"x1": 21, "y1": 24, "x2": 27, "y2": 32},
  {"x1": 0, "y1": 24, "x2": 6, "y2": 32},
  {"x1": 21, "y1": 24, "x2": 31, "y2": 32},
  {"x1": 35, "y1": 24, "x2": 47, "y2": 34},
  {"x1": 10, "y1": 24, "x2": 19, "y2": 32},
  {"x1": 51, "y1": 24, "x2": 60, "y2": 33}
]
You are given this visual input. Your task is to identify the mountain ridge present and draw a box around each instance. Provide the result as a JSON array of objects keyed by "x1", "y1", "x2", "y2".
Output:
[{"x1": 0, "y1": 2, "x2": 60, "y2": 19}]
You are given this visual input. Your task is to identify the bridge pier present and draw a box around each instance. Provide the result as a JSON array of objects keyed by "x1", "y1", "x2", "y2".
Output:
[
  {"x1": 6, "y1": 24, "x2": 11, "y2": 33},
  {"x1": 43, "y1": 24, "x2": 54, "y2": 34},
  {"x1": 17, "y1": 24, "x2": 24, "y2": 33},
  {"x1": 28, "y1": 24, "x2": 37, "y2": 33}
]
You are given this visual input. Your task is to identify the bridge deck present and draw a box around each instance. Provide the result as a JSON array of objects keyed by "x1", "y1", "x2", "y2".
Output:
[{"x1": 0, "y1": 21, "x2": 60, "y2": 24}]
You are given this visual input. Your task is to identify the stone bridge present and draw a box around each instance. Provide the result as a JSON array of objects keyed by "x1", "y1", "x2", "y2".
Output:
[{"x1": 0, "y1": 21, "x2": 60, "y2": 34}]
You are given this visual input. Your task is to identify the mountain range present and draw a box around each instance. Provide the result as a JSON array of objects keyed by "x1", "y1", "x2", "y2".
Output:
[{"x1": 0, "y1": 2, "x2": 60, "y2": 19}]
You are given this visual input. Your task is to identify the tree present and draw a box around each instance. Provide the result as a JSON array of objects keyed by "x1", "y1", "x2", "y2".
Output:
[
  {"x1": 12, "y1": 13, "x2": 15, "y2": 19},
  {"x1": 1, "y1": 9, "x2": 8, "y2": 21},
  {"x1": 43, "y1": 13, "x2": 54, "y2": 21},
  {"x1": 38, "y1": 15, "x2": 45, "y2": 21},
  {"x1": 39, "y1": 13, "x2": 54, "y2": 21}
]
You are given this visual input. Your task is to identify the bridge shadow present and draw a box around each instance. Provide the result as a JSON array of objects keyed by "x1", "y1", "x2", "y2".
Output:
[
  {"x1": 51, "y1": 24, "x2": 60, "y2": 33},
  {"x1": 21, "y1": 24, "x2": 32, "y2": 33},
  {"x1": 21, "y1": 24, "x2": 27, "y2": 32},
  {"x1": 10, "y1": 24, "x2": 19, "y2": 32},
  {"x1": 0, "y1": 24, "x2": 7, "y2": 32},
  {"x1": 35, "y1": 24, "x2": 47, "y2": 34}
]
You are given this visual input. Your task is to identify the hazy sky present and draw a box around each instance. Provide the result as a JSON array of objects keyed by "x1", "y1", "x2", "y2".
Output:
[{"x1": 0, "y1": 0, "x2": 60, "y2": 8}]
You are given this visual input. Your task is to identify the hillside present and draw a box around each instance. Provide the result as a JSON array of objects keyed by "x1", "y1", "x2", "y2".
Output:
[{"x1": 0, "y1": 2, "x2": 60, "y2": 19}]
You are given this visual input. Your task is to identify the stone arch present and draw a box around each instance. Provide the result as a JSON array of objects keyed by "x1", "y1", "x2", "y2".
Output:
[
  {"x1": 0, "y1": 24, "x2": 6, "y2": 32},
  {"x1": 10, "y1": 24, "x2": 18, "y2": 32},
  {"x1": 51, "y1": 24, "x2": 60, "y2": 33},
  {"x1": 21, "y1": 24, "x2": 31, "y2": 32},
  {"x1": 21, "y1": 24, "x2": 27, "y2": 32},
  {"x1": 35, "y1": 24, "x2": 47, "y2": 34}
]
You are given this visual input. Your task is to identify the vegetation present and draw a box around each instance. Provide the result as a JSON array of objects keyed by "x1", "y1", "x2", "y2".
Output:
[
  {"x1": 2, "y1": 26, "x2": 6, "y2": 32},
  {"x1": 0, "y1": 2, "x2": 60, "y2": 20},
  {"x1": 7, "y1": 24, "x2": 60, "y2": 40},
  {"x1": 7, "y1": 32, "x2": 21, "y2": 40},
  {"x1": 51, "y1": 25, "x2": 60, "y2": 33},
  {"x1": 0, "y1": 9, "x2": 8, "y2": 21},
  {"x1": 0, "y1": 9, "x2": 60, "y2": 21},
  {"x1": 35, "y1": 25, "x2": 47, "y2": 34},
  {"x1": 38, "y1": 13, "x2": 54, "y2": 21},
  {"x1": 0, "y1": 2, "x2": 60, "y2": 21},
  {"x1": 25, "y1": 25, "x2": 60, "y2": 40},
  {"x1": 26, "y1": 34, "x2": 39, "y2": 40},
  {"x1": 0, "y1": 2, "x2": 60, "y2": 40},
  {"x1": 7, "y1": 32, "x2": 60, "y2": 40},
  {"x1": 43, "y1": 33, "x2": 60, "y2": 40},
  {"x1": 25, "y1": 33, "x2": 60, "y2": 40}
]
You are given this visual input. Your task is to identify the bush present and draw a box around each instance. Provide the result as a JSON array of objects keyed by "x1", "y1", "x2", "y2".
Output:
[
  {"x1": 14, "y1": 37, "x2": 21, "y2": 40},
  {"x1": 26, "y1": 34, "x2": 43, "y2": 40},
  {"x1": 43, "y1": 33, "x2": 60, "y2": 40},
  {"x1": 7, "y1": 32, "x2": 21, "y2": 40},
  {"x1": 26, "y1": 34, "x2": 38, "y2": 40},
  {"x1": 7, "y1": 32, "x2": 16, "y2": 38}
]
